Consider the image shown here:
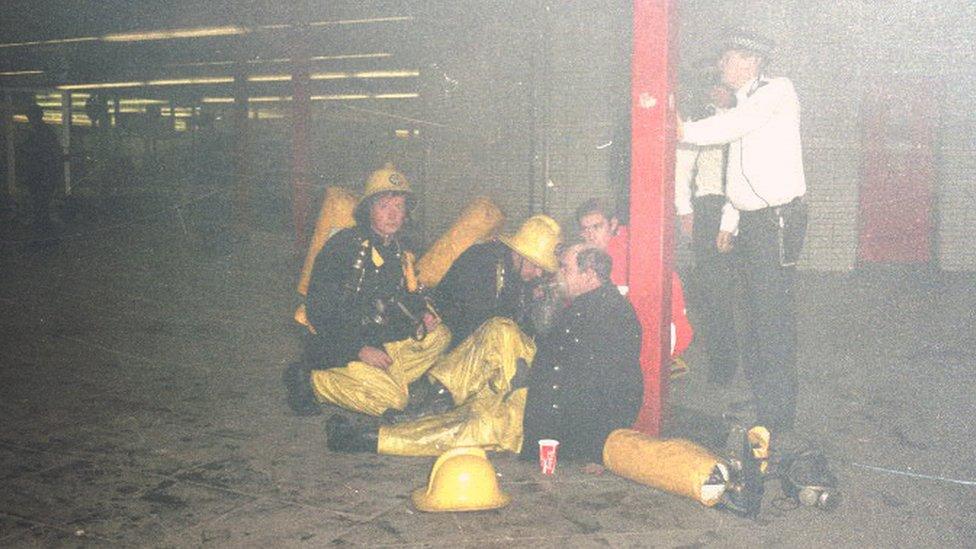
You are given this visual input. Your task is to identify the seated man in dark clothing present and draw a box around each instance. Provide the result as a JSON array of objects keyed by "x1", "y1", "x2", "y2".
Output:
[
  {"x1": 328, "y1": 244, "x2": 643, "y2": 465},
  {"x1": 519, "y1": 243, "x2": 643, "y2": 464}
]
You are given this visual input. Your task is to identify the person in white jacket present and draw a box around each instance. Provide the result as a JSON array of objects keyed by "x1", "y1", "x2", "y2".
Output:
[
  {"x1": 674, "y1": 82, "x2": 740, "y2": 384},
  {"x1": 678, "y1": 30, "x2": 808, "y2": 444}
]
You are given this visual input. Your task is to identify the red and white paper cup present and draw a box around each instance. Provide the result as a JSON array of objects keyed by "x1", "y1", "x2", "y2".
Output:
[{"x1": 538, "y1": 439, "x2": 560, "y2": 475}]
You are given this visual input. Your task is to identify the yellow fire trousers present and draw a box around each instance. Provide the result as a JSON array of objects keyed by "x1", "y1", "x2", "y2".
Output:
[
  {"x1": 378, "y1": 317, "x2": 536, "y2": 456},
  {"x1": 310, "y1": 325, "x2": 451, "y2": 417}
]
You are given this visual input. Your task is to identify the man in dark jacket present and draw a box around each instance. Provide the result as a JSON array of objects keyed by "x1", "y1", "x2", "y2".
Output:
[
  {"x1": 520, "y1": 243, "x2": 643, "y2": 464},
  {"x1": 434, "y1": 214, "x2": 561, "y2": 347}
]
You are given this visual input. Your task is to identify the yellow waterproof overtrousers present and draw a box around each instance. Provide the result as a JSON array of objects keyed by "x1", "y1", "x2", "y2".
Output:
[
  {"x1": 310, "y1": 325, "x2": 451, "y2": 416},
  {"x1": 378, "y1": 317, "x2": 536, "y2": 456}
]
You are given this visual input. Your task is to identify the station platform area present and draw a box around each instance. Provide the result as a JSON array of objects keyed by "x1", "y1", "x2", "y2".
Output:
[{"x1": 1, "y1": 198, "x2": 974, "y2": 547}]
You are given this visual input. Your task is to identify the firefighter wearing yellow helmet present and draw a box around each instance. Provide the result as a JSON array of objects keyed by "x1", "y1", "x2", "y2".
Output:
[{"x1": 283, "y1": 163, "x2": 449, "y2": 418}]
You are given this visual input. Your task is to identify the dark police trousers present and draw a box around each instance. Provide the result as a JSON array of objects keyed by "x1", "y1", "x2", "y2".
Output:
[
  {"x1": 735, "y1": 198, "x2": 807, "y2": 431},
  {"x1": 690, "y1": 194, "x2": 740, "y2": 383}
]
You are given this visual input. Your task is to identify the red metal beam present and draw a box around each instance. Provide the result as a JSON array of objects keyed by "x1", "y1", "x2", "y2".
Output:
[{"x1": 629, "y1": 0, "x2": 676, "y2": 436}]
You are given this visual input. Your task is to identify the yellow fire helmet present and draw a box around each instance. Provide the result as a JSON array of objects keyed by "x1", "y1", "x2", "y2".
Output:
[
  {"x1": 363, "y1": 162, "x2": 412, "y2": 200},
  {"x1": 498, "y1": 214, "x2": 561, "y2": 273},
  {"x1": 411, "y1": 447, "x2": 510, "y2": 513}
]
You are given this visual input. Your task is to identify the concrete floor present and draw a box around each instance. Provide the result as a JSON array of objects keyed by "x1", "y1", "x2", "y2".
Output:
[{"x1": 1, "y1": 194, "x2": 975, "y2": 547}]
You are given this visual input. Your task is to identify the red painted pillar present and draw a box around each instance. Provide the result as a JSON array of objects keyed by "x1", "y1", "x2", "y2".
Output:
[
  {"x1": 291, "y1": 60, "x2": 311, "y2": 256},
  {"x1": 629, "y1": 0, "x2": 676, "y2": 436}
]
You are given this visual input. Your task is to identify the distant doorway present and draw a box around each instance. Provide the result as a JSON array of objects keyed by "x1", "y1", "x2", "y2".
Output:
[{"x1": 856, "y1": 82, "x2": 939, "y2": 266}]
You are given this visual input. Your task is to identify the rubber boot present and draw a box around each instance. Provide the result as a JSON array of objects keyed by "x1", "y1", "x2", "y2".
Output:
[
  {"x1": 326, "y1": 414, "x2": 378, "y2": 453},
  {"x1": 381, "y1": 379, "x2": 454, "y2": 425},
  {"x1": 283, "y1": 362, "x2": 322, "y2": 416}
]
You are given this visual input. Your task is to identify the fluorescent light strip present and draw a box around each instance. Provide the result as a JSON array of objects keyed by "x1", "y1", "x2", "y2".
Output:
[
  {"x1": 310, "y1": 69, "x2": 419, "y2": 80},
  {"x1": 102, "y1": 26, "x2": 247, "y2": 42},
  {"x1": 36, "y1": 92, "x2": 90, "y2": 99},
  {"x1": 147, "y1": 76, "x2": 234, "y2": 86},
  {"x1": 311, "y1": 94, "x2": 369, "y2": 101},
  {"x1": 58, "y1": 81, "x2": 142, "y2": 90},
  {"x1": 249, "y1": 96, "x2": 292, "y2": 103},
  {"x1": 247, "y1": 74, "x2": 292, "y2": 82},
  {"x1": 1, "y1": 16, "x2": 412, "y2": 49},
  {"x1": 0, "y1": 70, "x2": 44, "y2": 76},
  {"x1": 115, "y1": 99, "x2": 168, "y2": 106},
  {"x1": 199, "y1": 93, "x2": 417, "y2": 103},
  {"x1": 374, "y1": 93, "x2": 419, "y2": 99},
  {"x1": 308, "y1": 16, "x2": 413, "y2": 27},
  {"x1": 311, "y1": 53, "x2": 392, "y2": 61},
  {"x1": 0, "y1": 36, "x2": 98, "y2": 49}
]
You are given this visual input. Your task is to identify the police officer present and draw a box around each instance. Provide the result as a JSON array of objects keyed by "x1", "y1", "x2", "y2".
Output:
[
  {"x1": 679, "y1": 31, "x2": 808, "y2": 441},
  {"x1": 284, "y1": 164, "x2": 449, "y2": 417}
]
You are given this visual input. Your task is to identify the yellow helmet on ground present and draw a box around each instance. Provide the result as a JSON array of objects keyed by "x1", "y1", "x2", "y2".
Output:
[
  {"x1": 363, "y1": 162, "x2": 412, "y2": 200},
  {"x1": 498, "y1": 214, "x2": 561, "y2": 273},
  {"x1": 411, "y1": 447, "x2": 510, "y2": 512}
]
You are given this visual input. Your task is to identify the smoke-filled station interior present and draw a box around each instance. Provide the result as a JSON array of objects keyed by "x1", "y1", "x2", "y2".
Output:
[{"x1": 0, "y1": 1, "x2": 974, "y2": 546}]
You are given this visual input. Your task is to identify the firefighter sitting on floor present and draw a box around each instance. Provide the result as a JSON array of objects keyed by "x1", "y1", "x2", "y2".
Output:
[
  {"x1": 283, "y1": 164, "x2": 449, "y2": 417},
  {"x1": 380, "y1": 213, "x2": 562, "y2": 424}
]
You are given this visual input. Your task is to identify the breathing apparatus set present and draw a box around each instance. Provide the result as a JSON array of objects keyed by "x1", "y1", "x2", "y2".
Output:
[{"x1": 720, "y1": 423, "x2": 840, "y2": 517}]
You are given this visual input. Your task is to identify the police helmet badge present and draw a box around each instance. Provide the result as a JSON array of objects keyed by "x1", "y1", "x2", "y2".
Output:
[{"x1": 389, "y1": 173, "x2": 405, "y2": 187}]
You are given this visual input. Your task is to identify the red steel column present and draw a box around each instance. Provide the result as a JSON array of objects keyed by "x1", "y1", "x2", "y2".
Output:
[
  {"x1": 290, "y1": 59, "x2": 311, "y2": 256},
  {"x1": 629, "y1": 0, "x2": 676, "y2": 436}
]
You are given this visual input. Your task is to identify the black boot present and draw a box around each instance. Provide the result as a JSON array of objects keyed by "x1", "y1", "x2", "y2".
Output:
[
  {"x1": 326, "y1": 414, "x2": 379, "y2": 453},
  {"x1": 381, "y1": 379, "x2": 455, "y2": 425},
  {"x1": 282, "y1": 362, "x2": 322, "y2": 416}
]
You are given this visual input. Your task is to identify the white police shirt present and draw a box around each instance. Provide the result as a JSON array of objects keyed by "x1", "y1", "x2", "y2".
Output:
[
  {"x1": 673, "y1": 144, "x2": 726, "y2": 216},
  {"x1": 681, "y1": 77, "x2": 806, "y2": 233}
]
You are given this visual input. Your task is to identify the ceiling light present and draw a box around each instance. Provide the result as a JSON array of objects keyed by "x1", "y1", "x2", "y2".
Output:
[
  {"x1": 247, "y1": 74, "x2": 292, "y2": 82},
  {"x1": 310, "y1": 69, "x2": 418, "y2": 80},
  {"x1": 374, "y1": 93, "x2": 420, "y2": 99},
  {"x1": 310, "y1": 53, "x2": 391, "y2": 61},
  {"x1": 248, "y1": 96, "x2": 291, "y2": 103},
  {"x1": 0, "y1": 70, "x2": 44, "y2": 76},
  {"x1": 147, "y1": 76, "x2": 234, "y2": 86},
  {"x1": 115, "y1": 99, "x2": 168, "y2": 106},
  {"x1": 58, "y1": 81, "x2": 143, "y2": 90},
  {"x1": 0, "y1": 36, "x2": 97, "y2": 49},
  {"x1": 311, "y1": 94, "x2": 369, "y2": 101},
  {"x1": 354, "y1": 70, "x2": 419, "y2": 78},
  {"x1": 308, "y1": 16, "x2": 413, "y2": 27},
  {"x1": 102, "y1": 26, "x2": 247, "y2": 42}
]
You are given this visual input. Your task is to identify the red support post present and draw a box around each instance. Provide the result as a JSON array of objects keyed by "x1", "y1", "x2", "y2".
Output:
[
  {"x1": 290, "y1": 60, "x2": 311, "y2": 257},
  {"x1": 629, "y1": 0, "x2": 676, "y2": 436}
]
